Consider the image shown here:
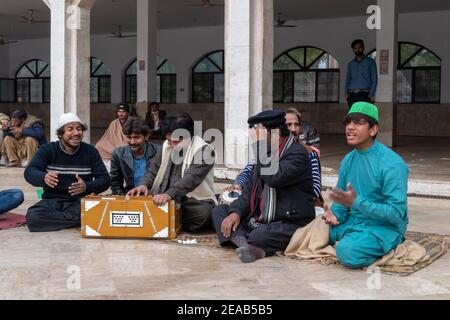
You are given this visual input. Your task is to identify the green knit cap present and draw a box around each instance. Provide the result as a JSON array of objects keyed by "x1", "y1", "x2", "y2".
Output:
[{"x1": 348, "y1": 102, "x2": 379, "y2": 123}]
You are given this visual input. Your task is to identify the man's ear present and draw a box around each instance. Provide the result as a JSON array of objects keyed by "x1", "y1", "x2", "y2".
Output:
[{"x1": 369, "y1": 124, "x2": 379, "y2": 137}]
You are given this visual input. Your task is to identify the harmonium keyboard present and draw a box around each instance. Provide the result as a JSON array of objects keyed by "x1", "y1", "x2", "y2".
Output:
[{"x1": 80, "y1": 195, "x2": 181, "y2": 239}]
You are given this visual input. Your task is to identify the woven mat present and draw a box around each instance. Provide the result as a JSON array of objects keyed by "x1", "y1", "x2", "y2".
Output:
[
  {"x1": 375, "y1": 231, "x2": 450, "y2": 276},
  {"x1": 168, "y1": 231, "x2": 221, "y2": 248},
  {"x1": 168, "y1": 230, "x2": 450, "y2": 276}
]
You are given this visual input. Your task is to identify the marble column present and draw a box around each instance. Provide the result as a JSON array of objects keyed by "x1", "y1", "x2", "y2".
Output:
[
  {"x1": 43, "y1": 0, "x2": 95, "y2": 142},
  {"x1": 136, "y1": 0, "x2": 157, "y2": 119},
  {"x1": 376, "y1": 0, "x2": 398, "y2": 147},
  {"x1": 224, "y1": 0, "x2": 273, "y2": 168}
]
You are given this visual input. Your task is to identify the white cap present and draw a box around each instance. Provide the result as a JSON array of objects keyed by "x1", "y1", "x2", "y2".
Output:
[{"x1": 57, "y1": 113, "x2": 87, "y2": 130}]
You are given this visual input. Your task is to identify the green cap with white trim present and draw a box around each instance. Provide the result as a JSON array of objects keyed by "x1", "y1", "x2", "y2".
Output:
[{"x1": 347, "y1": 102, "x2": 379, "y2": 123}]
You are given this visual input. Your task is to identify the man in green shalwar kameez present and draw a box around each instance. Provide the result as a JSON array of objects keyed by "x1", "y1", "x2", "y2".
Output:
[{"x1": 323, "y1": 102, "x2": 409, "y2": 268}]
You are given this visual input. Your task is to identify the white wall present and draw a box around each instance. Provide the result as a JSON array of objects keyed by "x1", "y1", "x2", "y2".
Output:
[
  {"x1": 7, "y1": 38, "x2": 50, "y2": 78},
  {"x1": 0, "y1": 46, "x2": 9, "y2": 78},
  {"x1": 4, "y1": 10, "x2": 450, "y2": 103}
]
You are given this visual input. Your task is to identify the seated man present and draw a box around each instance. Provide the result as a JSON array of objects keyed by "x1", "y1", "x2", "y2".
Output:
[
  {"x1": 212, "y1": 110, "x2": 315, "y2": 263},
  {"x1": 286, "y1": 107, "x2": 320, "y2": 151},
  {"x1": 110, "y1": 118, "x2": 160, "y2": 195},
  {"x1": 2, "y1": 110, "x2": 47, "y2": 167},
  {"x1": 24, "y1": 113, "x2": 110, "y2": 232},
  {"x1": 0, "y1": 113, "x2": 11, "y2": 165},
  {"x1": 0, "y1": 189, "x2": 24, "y2": 220},
  {"x1": 229, "y1": 108, "x2": 322, "y2": 203},
  {"x1": 145, "y1": 102, "x2": 166, "y2": 140},
  {"x1": 95, "y1": 103, "x2": 137, "y2": 160},
  {"x1": 322, "y1": 102, "x2": 409, "y2": 268},
  {"x1": 127, "y1": 112, "x2": 217, "y2": 233}
]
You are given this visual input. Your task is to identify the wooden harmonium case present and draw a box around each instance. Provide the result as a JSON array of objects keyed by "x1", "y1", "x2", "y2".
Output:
[{"x1": 81, "y1": 195, "x2": 181, "y2": 239}]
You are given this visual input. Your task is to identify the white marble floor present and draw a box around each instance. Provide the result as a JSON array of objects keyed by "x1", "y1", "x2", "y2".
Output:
[{"x1": 1, "y1": 167, "x2": 450, "y2": 299}]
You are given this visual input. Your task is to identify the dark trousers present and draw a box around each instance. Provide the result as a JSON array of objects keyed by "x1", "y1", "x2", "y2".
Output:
[
  {"x1": 181, "y1": 197, "x2": 215, "y2": 233},
  {"x1": 212, "y1": 204, "x2": 300, "y2": 256},
  {"x1": 26, "y1": 198, "x2": 81, "y2": 232},
  {"x1": 347, "y1": 91, "x2": 371, "y2": 109}
]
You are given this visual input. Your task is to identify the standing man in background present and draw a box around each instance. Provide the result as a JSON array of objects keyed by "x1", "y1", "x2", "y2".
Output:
[{"x1": 345, "y1": 39, "x2": 378, "y2": 109}]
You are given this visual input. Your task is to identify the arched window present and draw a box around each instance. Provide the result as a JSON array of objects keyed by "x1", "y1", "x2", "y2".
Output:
[
  {"x1": 192, "y1": 50, "x2": 224, "y2": 103},
  {"x1": 124, "y1": 56, "x2": 177, "y2": 104},
  {"x1": 273, "y1": 46, "x2": 340, "y2": 103},
  {"x1": 90, "y1": 57, "x2": 111, "y2": 103},
  {"x1": 368, "y1": 42, "x2": 441, "y2": 103},
  {"x1": 15, "y1": 59, "x2": 50, "y2": 103}
]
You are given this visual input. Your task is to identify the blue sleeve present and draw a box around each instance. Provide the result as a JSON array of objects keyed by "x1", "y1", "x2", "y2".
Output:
[
  {"x1": 233, "y1": 160, "x2": 256, "y2": 188},
  {"x1": 331, "y1": 157, "x2": 350, "y2": 223},
  {"x1": 85, "y1": 148, "x2": 111, "y2": 194},
  {"x1": 369, "y1": 59, "x2": 378, "y2": 97},
  {"x1": 310, "y1": 152, "x2": 322, "y2": 199},
  {"x1": 24, "y1": 146, "x2": 49, "y2": 187},
  {"x1": 352, "y1": 161, "x2": 408, "y2": 226},
  {"x1": 21, "y1": 123, "x2": 45, "y2": 140},
  {"x1": 345, "y1": 62, "x2": 352, "y2": 93}
]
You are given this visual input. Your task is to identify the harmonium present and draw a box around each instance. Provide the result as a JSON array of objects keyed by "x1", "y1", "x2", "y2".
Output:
[{"x1": 80, "y1": 195, "x2": 181, "y2": 240}]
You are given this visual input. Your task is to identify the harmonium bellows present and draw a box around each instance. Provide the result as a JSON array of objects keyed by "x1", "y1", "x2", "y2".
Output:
[{"x1": 81, "y1": 195, "x2": 181, "y2": 239}]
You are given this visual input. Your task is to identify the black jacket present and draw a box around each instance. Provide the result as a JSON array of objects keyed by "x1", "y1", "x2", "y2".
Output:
[
  {"x1": 145, "y1": 110, "x2": 167, "y2": 139},
  {"x1": 228, "y1": 141, "x2": 315, "y2": 227},
  {"x1": 110, "y1": 141, "x2": 160, "y2": 195}
]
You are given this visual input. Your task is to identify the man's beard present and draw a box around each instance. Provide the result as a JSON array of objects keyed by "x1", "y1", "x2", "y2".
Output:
[{"x1": 130, "y1": 145, "x2": 142, "y2": 151}]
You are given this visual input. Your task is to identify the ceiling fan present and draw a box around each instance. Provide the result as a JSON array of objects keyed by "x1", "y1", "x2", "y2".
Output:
[
  {"x1": 19, "y1": 9, "x2": 50, "y2": 24},
  {"x1": 184, "y1": 0, "x2": 224, "y2": 8},
  {"x1": 0, "y1": 35, "x2": 18, "y2": 46},
  {"x1": 275, "y1": 12, "x2": 297, "y2": 28},
  {"x1": 109, "y1": 25, "x2": 136, "y2": 38}
]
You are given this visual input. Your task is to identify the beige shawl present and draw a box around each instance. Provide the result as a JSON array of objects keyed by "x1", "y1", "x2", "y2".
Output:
[
  {"x1": 284, "y1": 217, "x2": 430, "y2": 267},
  {"x1": 95, "y1": 119, "x2": 129, "y2": 160},
  {"x1": 150, "y1": 135, "x2": 217, "y2": 204}
]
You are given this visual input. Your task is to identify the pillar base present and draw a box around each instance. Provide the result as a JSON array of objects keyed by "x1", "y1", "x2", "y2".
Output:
[{"x1": 377, "y1": 102, "x2": 397, "y2": 147}]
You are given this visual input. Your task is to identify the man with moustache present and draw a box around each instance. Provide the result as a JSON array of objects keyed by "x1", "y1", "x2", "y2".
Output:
[
  {"x1": 127, "y1": 112, "x2": 217, "y2": 233},
  {"x1": 213, "y1": 110, "x2": 315, "y2": 263},
  {"x1": 110, "y1": 118, "x2": 160, "y2": 195},
  {"x1": 24, "y1": 113, "x2": 110, "y2": 232},
  {"x1": 227, "y1": 108, "x2": 322, "y2": 204},
  {"x1": 345, "y1": 39, "x2": 378, "y2": 108},
  {"x1": 322, "y1": 102, "x2": 409, "y2": 268}
]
